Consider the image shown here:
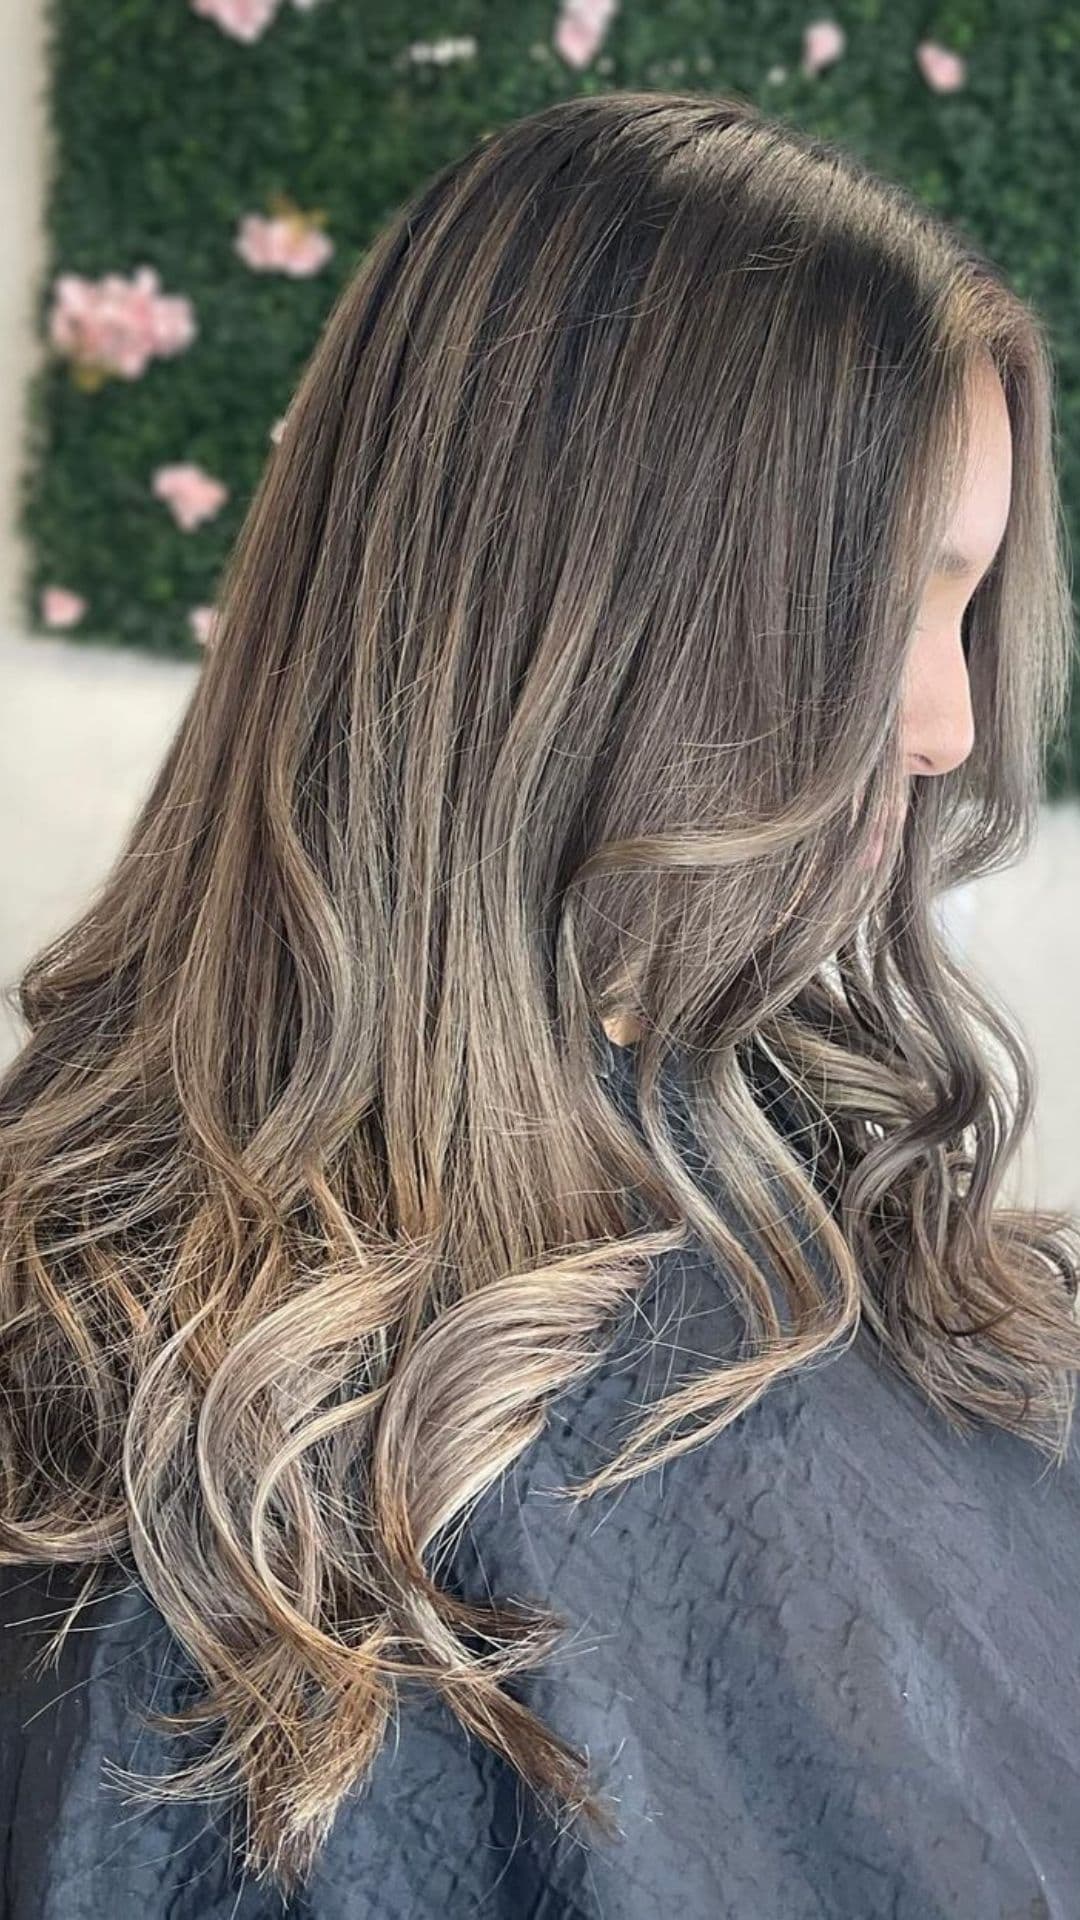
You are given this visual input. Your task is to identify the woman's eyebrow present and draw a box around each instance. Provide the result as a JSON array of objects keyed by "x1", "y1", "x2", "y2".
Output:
[
  {"x1": 934, "y1": 543, "x2": 974, "y2": 578},
  {"x1": 935, "y1": 530, "x2": 1007, "y2": 582}
]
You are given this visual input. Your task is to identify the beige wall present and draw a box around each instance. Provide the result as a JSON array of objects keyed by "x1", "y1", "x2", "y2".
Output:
[{"x1": 2, "y1": 1, "x2": 1077, "y2": 1213}]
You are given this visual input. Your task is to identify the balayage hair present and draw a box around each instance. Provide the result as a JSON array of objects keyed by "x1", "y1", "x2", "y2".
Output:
[{"x1": 3, "y1": 89, "x2": 1080, "y2": 1898}]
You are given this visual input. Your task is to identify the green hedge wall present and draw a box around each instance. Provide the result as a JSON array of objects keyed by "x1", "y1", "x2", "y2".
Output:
[{"x1": 21, "y1": 0, "x2": 1080, "y2": 793}]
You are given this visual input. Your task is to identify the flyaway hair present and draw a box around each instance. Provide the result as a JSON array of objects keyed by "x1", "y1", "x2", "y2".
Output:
[{"x1": 2, "y1": 89, "x2": 1080, "y2": 1898}]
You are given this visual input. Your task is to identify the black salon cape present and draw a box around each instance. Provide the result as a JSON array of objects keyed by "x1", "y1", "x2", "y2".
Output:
[{"x1": 1, "y1": 1038, "x2": 1078, "y2": 1919}]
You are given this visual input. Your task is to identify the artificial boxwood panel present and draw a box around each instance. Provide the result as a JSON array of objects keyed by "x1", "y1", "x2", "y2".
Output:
[{"x1": 21, "y1": 0, "x2": 1080, "y2": 793}]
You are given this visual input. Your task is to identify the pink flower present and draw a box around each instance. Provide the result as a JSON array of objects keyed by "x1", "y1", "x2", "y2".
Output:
[
  {"x1": 189, "y1": 605, "x2": 221, "y2": 648},
  {"x1": 152, "y1": 463, "x2": 230, "y2": 532},
  {"x1": 47, "y1": 267, "x2": 196, "y2": 382},
  {"x1": 915, "y1": 40, "x2": 967, "y2": 93},
  {"x1": 801, "y1": 18, "x2": 846, "y2": 76},
  {"x1": 190, "y1": 0, "x2": 281, "y2": 42},
  {"x1": 235, "y1": 210, "x2": 334, "y2": 276},
  {"x1": 553, "y1": 0, "x2": 618, "y2": 69},
  {"x1": 40, "y1": 586, "x2": 87, "y2": 629}
]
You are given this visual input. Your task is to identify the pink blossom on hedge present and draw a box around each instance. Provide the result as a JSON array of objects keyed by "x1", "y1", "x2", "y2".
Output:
[
  {"x1": 801, "y1": 19, "x2": 846, "y2": 75},
  {"x1": 190, "y1": 0, "x2": 281, "y2": 42},
  {"x1": 916, "y1": 41, "x2": 967, "y2": 92},
  {"x1": 48, "y1": 268, "x2": 196, "y2": 381},
  {"x1": 152, "y1": 464, "x2": 230, "y2": 532},
  {"x1": 40, "y1": 586, "x2": 87, "y2": 629},
  {"x1": 189, "y1": 606, "x2": 221, "y2": 648},
  {"x1": 553, "y1": 0, "x2": 618, "y2": 69},
  {"x1": 235, "y1": 212, "x2": 334, "y2": 276},
  {"x1": 191, "y1": 0, "x2": 325, "y2": 32}
]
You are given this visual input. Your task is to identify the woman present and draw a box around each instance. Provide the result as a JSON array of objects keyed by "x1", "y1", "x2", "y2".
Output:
[{"x1": 1, "y1": 89, "x2": 1079, "y2": 1920}]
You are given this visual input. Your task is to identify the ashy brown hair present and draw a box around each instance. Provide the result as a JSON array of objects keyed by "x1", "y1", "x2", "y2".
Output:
[{"x1": 3, "y1": 89, "x2": 1079, "y2": 1897}]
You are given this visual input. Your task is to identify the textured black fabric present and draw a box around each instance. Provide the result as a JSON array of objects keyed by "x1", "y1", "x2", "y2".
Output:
[{"x1": 1, "y1": 1039, "x2": 1077, "y2": 1918}]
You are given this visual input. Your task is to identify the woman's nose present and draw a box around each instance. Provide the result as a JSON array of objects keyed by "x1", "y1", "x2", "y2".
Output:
[
  {"x1": 902, "y1": 713, "x2": 975, "y2": 779},
  {"x1": 901, "y1": 631, "x2": 975, "y2": 778}
]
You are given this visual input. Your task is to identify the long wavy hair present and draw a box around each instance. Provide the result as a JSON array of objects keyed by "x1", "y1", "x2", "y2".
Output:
[{"x1": 3, "y1": 89, "x2": 1080, "y2": 1898}]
